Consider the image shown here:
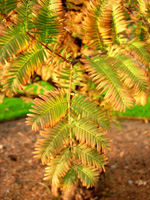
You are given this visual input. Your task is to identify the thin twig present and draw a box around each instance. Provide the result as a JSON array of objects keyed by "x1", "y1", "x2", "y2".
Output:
[
  {"x1": 26, "y1": 32, "x2": 70, "y2": 64},
  {"x1": 0, "y1": 13, "x2": 71, "y2": 64}
]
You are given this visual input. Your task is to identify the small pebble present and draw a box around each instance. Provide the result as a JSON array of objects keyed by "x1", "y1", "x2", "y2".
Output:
[
  {"x1": 128, "y1": 180, "x2": 133, "y2": 184},
  {"x1": 111, "y1": 164, "x2": 117, "y2": 169},
  {"x1": 5, "y1": 190, "x2": 10, "y2": 194}
]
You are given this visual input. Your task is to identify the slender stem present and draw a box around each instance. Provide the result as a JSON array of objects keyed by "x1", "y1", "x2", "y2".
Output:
[
  {"x1": 0, "y1": 13, "x2": 70, "y2": 64},
  {"x1": 26, "y1": 32, "x2": 70, "y2": 64},
  {"x1": 68, "y1": 64, "x2": 73, "y2": 149}
]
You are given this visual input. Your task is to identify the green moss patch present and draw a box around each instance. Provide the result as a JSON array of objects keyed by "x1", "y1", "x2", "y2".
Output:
[
  {"x1": 0, "y1": 97, "x2": 32, "y2": 121},
  {"x1": 117, "y1": 98, "x2": 150, "y2": 118}
]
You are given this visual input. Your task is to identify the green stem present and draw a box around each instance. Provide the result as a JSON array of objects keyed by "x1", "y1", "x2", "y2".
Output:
[{"x1": 68, "y1": 64, "x2": 73, "y2": 149}]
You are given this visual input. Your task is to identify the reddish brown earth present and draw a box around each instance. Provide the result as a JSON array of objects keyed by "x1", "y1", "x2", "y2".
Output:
[{"x1": 0, "y1": 118, "x2": 150, "y2": 200}]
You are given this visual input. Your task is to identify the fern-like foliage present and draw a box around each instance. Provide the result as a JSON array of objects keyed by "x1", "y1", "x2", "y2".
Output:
[
  {"x1": 85, "y1": 56, "x2": 134, "y2": 111},
  {"x1": 76, "y1": 164, "x2": 99, "y2": 188},
  {"x1": 26, "y1": 89, "x2": 68, "y2": 130},
  {"x1": 137, "y1": 0, "x2": 149, "y2": 16},
  {"x1": 107, "y1": 49, "x2": 148, "y2": 92},
  {"x1": 125, "y1": 40, "x2": 150, "y2": 66},
  {"x1": 83, "y1": 0, "x2": 128, "y2": 47},
  {"x1": 0, "y1": 0, "x2": 17, "y2": 15},
  {"x1": 61, "y1": 166, "x2": 77, "y2": 190},
  {"x1": 3, "y1": 45, "x2": 47, "y2": 95},
  {"x1": 74, "y1": 144, "x2": 107, "y2": 169},
  {"x1": 112, "y1": 0, "x2": 127, "y2": 43},
  {"x1": 56, "y1": 64, "x2": 84, "y2": 90},
  {"x1": 34, "y1": 120, "x2": 69, "y2": 164},
  {"x1": 0, "y1": 0, "x2": 150, "y2": 194},
  {"x1": 71, "y1": 94, "x2": 110, "y2": 129},
  {"x1": 27, "y1": 90, "x2": 109, "y2": 190},
  {"x1": 73, "y1": 118, "x2": 109, "y2": 151},
  {"x1": 83, "y1": 0, "x2": 113, "y2": 48},
  {"x1": 44, "y1": 149, "x2": 72, "y2": 186},
  {"x1": 34, "y1": 0, "x2": 62, "y2": 43},
  {"x1": 16, "y1": 0, "x2": 35, "y2": 31},
  {"x1": 0, "y1": 26, "x2": 30, "y2": 62}
]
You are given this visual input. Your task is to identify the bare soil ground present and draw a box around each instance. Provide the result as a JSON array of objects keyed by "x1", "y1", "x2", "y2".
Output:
[{"x1": 0, "y1": 118, "x2": 150, "y2": 200}]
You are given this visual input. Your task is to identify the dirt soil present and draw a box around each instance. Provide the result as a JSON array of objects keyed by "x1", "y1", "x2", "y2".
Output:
[{"x1": 0, "y1": 118, "x2": 150, "y2": 200}]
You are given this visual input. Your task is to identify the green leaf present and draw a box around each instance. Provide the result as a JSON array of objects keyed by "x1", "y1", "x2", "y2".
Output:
[
  {"x1": 74, "y1": 144, "x2": 107, "y2": 170},
  {"x1": 44, "y1": 149, "x2": 72, "y2": 187},
  {"x1": 16, "y1": 0, "x2": 36, "y2": 31},
  {"x1": 108, "y1": 53, "x2": 148, "y2": 93},
  {"x1": 83, "y1": 0, "x2": 113, "y2": 48},
  {"x1": 112, "y1": 2, "x2": 127, "y2": 36},
  {"x1": 126, "y1": 40, "x2": 150, "y2": 65},
  {"x1": 34, "y1": 0, "x2": 60, "y2": 43},
  {"x1": 0, "y1": 26, "x2": 30, "y2": 62},
  {"x1": 72, "y1": 94, "x2": 110, "y2": 129},
  {"x1": 85, "y1": 56, "x2": 134, "y2": 112},
  {"x1": 3, "y1": 45, "x2": 47, "y2": 95},
  {"x1": 34, "y1": 120, "x2": 69, "y2": 164},
  {"x1": 73, "y1": 118, "x2": 109, "y2": 152},
  {"x1": 26, "y1": 89, "x2": 68, "y2": 130},
  {"x1": 61, "y1": 167, "x2": 78, "y2": 190},
  {"x1": 76, "y1": 164, "x2": 99, "y2": 188},
  {"x1": 0, "y1": 0, "x2": 17, "y2": 15}
]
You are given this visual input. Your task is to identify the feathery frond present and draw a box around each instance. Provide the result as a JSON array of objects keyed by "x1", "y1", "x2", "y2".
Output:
[
  {"x1": 0, "y1": 0, "x2": 17, "y2": 15},
  {"x1": 44, "y1": 149, "x2": 72, "y2": 187},
  {"x1": 85, "y1": 56, "x2": 134, "y2": 111},
  {"x1": 83, "y1": 0, "x2": 113, "y2": 48},
  {"x1": 83, "y1": 0, "x2": 102, "y2": 48},
  {"x1": 34, "y1": 0, "x2": 62, "y2": 43},
  {"x1": 72, "y1": 94, "x2": 110, "y2": 129},
  {"x1": 73, "y1": 118, "x2": 109, "y2": 152},
  {"x1": 16, "y1": 0, "x2": 35, "y2": 31},
  {"x1": 126, "y1": 40, "x2": 150, "y2": 65},
  {"x1": 74, "y1": 144, "x2": 107, "y2": 170},
  {"x1": 3, "y1": 45, "x2": 47, "y2": 95},
  {"x1": 56, "y1": 66, "x2": 71, "y2": 89},
  {"x1": 61, "y1": 167, "x2": 78, "y2": 190},
  {"x1": 56, "y1": 64, "x2": 84, "y2": 90},
  {"x1": 34, "y1": 120, "x2": 69, "y2": 164},
  {"x1": 112, "y1": 0, "x2": 127, "y2": 36},
  {"x1": 76, "y1": 164, "x2": 99, "y2": 188},
  {"x1": 26, "y1": 89, "x2": 68, "y2": 130},
  {"x1": 0, "y1": 26, "x2": 30, "y2": 62},
  {"x1": 107, "y1": 47, "x2": 149, "y2": 93},
  {"x1": 138, "y1": 0, "x2": 148, "y2": 16},
  {"x1": 97, "y1": 0, "x2": 113, "y2": 45}
]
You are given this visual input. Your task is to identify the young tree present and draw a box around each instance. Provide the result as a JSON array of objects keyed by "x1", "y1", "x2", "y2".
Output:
[{"x1": 0, "y1": 0, "x2": 150, "y2": 195}]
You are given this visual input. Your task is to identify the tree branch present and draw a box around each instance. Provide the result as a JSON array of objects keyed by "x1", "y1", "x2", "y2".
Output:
[
  {"x1": 0, "y1": 13, "x2": 71, "y2": 64},
  {"x1": 26, "y1": 32, "x2": 71, "y2": 64}
]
